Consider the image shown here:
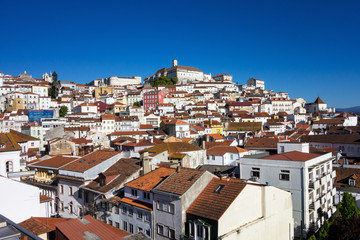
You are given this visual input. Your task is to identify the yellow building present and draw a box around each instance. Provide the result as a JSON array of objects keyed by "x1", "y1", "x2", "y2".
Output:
[
  {"x1": 94, "y1": 86, "x2": 115, "y2": 98},
  {"x1": 206, "y1": 120, "x2": 223, "y2": 134}
]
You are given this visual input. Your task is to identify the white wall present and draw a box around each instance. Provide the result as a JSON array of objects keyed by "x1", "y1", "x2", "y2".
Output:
[{"x1": 0, "y1": 177, "x2": 43, "y2": 223}]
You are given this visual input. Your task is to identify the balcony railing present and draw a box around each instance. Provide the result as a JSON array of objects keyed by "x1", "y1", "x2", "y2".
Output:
[{"x1": 309, "y1": 202, "x2": 315, "y2": 210}]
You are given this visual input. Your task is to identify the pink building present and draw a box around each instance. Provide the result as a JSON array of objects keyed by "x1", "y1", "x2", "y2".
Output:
[{"x1": 143, "y1": 90, "x2": 166, "y2": 110}]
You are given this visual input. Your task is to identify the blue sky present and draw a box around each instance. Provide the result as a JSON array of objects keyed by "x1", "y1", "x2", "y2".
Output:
[{"x1": 1, "y1": 0, "x2": 359, "y2": 108}]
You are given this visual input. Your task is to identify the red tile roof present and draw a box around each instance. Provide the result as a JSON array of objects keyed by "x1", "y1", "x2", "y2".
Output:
[
  {"x1": 60, "y1": 150, "x2": 120, "y2": 172},
  {"x1": 187, "y1": 178, "x2": 247, "y2": 220},
  {"x1": 120, "y1": 197, "x2": 153, "y2": 211},
  {"x1": 125, "y1": 167, "x2": 175, "y2": 191},
  {"x1": 55, "y1": 215, "x2": 130, "y2": 240},
  {"x1": 260, "y1": 151, "x2": 320, "y2": 162},
  {"x1": 207, "y1": 146, "x2": 247, "y2": 156},
  {"x1": 154, "y1": 168, "x2": 205, "y2": 195},
  {"x1": 29, "y1": 155, "x2": 79, "y2": 169},
  {"x1": 19, "y1": 217, "x2": 71, "y2": 235}
]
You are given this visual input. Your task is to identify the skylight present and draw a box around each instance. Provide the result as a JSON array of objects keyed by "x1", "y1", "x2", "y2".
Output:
[{"x1": 214, "y1": 184, "x2": 225, "y2": 193}]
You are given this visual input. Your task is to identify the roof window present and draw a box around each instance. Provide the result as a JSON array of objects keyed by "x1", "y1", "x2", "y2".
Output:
[{"x1": 214, "y1": 184, "x2": 225, "y2": 193}]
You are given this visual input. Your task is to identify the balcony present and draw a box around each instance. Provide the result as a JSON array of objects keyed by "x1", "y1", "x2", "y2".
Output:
[
  {"x1": 309, "y1": 202, "x2": 315, "y2": 210},
  {"x1": 309, "y1": 181, "x2": 314, "y2": 189}
]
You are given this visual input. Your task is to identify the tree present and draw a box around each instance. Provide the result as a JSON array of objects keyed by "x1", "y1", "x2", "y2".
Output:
[
  {"x1": 318, "y1": 220, "x2": 330, "y2": 240},
  {"x1": 308, "y1": 235, "x2": 317, "y2": 240},
  {"x1": 338, "y1": 192, "x2": 360, "y2": 219},
  {"x1": 327, "y1": 216, "x2": 360, "y2": 240},
  {"x1": 150, "y1": 76, "x2": 175, "y2": 87},
  {"x1": 59, "y1": 106, "x2": 68, "y2": 117},
  {"x1": 133, "y1": 101, "x2": 140, "y2": 107},
  {"x1": 170, "y1": 76, "x2": 178, "y2": 84}
]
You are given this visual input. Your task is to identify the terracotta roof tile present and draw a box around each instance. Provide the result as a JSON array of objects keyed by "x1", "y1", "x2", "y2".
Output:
[
  {"x1": 120, "y1": 197, "x2": 153, "y2": 211},
  {"x1": 60, "y1": 150, "x2": 120, "y2": 173},
  {"x1": 154, "y1": 168, "x2": 205, "y2": 195},
  {"x1": 125, "y1": 167, "x2": 175, "y2": 191},
  {"x1": 260, "y1": 151, "x2": 320, "y2": 162},
  {"x1": 187, "y1": 178, "x2": 246, "y2": 220},
  {"x1": 207, "y1": 146, "x2": 247, "y2": 156},
  {"x1": 29, "y1": 155, "x2": 79, "y2": 169},
  {"x1": 55, "y1": 215, "x2": 130, "y2": 240}
]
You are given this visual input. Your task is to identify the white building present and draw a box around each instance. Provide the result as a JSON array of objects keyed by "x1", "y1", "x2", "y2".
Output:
[
  {"x1": 239, "y1": 143, "x2": 336, "y2": 238},
  {"x1": 247, "y1": 78, "x2": 265, "y2": 90},
  {"x1": 206, "y1": 146, "x2": 248, "y2": 166},
  {"x1": 104, "y1": 76, "x2": 142, "y2": 86},
  {"x1": 57, "y1": 150, "x2": 123, "y2": 218},
  {"x1": 0, "y1": 176, "x2": 48, "y2": 223},
  {"x1": 186, "y1": 178, "x2": 294, "y2": 240}
]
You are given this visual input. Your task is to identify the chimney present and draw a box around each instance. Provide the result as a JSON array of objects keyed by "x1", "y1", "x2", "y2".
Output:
[
  {"x1": 141, "y1": 152, "x2": 150, "y2": 175},
  {"x1": 176, "y1": 166, "x2": 181, "y2": 172}
]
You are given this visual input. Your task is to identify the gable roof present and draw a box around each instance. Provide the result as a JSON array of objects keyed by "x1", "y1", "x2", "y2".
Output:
[
  {"x1": 83, "y1": 158, "x2": 141, "y2": 193},
  {"x1": 143, "y1": 142, "x2": 203, "y2": 154},
  {"x1": 207, "y1": 146, "x2": 248, "y2": 156},
  {"x1": 0, "y1": 132, "x2": 22, "y2": 151},
  {"x1": 19, "y1": 217, "x2": 71, "y2": 235},
  {"x1": 314, "y1": 97, "x2": 325, "y2": 104},
  {"x1": 60, "y1": 150, "x2": 120, "y2": 173},
  {"x1": 186, "y1": 178, "x2": 247, "y2": 220},
  {"x1": 55, "y1": 215, "x2": 130, "y2": 240},
  {"x1": 245, "y1": 138, "x2": 278, "y2": 149},
  {"x1": 333, "y1": 167, "x2": 360, "y2": 188},
  {"x1": 154, "y1": 168, "x2": 205, "y2": 195},
  {"x1": 125, "y1": 167, "x2": 175, "y2": 192},
  {"x1": 29, "y1": 155, "x2": 80, "y2": 169}
]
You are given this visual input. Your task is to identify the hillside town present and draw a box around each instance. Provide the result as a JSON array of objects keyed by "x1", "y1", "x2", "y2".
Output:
[{"x1": 0, "y1": 60, "x2": 359, "y2": 240}]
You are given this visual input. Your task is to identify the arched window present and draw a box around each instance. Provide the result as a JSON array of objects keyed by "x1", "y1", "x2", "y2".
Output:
[{"x1": 6, "y1": 161, "x2": 13, "y2": 173}]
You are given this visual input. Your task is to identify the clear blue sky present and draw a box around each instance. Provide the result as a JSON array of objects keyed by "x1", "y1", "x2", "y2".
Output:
[{"x1": 1, "y1": 0, "x2": 359, "y2": 108}]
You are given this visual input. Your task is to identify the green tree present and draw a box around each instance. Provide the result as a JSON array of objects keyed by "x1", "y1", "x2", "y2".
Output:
[
  {"x1": 170, "y1": 76, "x2": 178, "y2": 84},
  {"x1": 59, "y1": 106, "x2": 68, "y2": 117},
  {"x1": 308, "y1": 235, "x2": 316, "y2": 240},
  {"x1": 318, "y1": 220, "x2": 330, "y2": 240},
  {"x1": 133, "y1": 101, "x2": 140, "y2": 107},
  {"x1": 150, "y1": 76, "x2": 175, "y2": 87},
  {"x1": 338, "y1": 192, "x2": 360, "y2": 219}
]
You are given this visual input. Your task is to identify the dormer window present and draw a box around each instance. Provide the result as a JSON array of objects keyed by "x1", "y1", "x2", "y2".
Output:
[{"x1": 349, "y1": 179, "x2": 356, "y2": 186}]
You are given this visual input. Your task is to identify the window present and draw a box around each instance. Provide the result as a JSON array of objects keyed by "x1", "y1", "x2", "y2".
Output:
[
  {"x1": 115, "y1": 222, "x2": 120, "y2": 228},
  {"x1": 157, "y1": 225, "x2": 164, "y2": 235},
  {"x1": 60, "y1": 185, "x2": 64, "y2": 194},
  {"x1": 146, "y1": 229, "x2": 151, "y2": 237},
  {"x1": 204, "y1": 226, "x2": 209, "y2": 240},
  {"x1": 101, "y1": 202, "x2": 106, "y2": 209},
  {"x1": 168, "y1": 228, "x2": 175, "y2": 239},
  {"x1": 123, "y1": 221, "x2": 128, "y2": 231},
  {"x1": 169, "y1": 203, "x2": 175, "y2": 214},
  {"x1": 349, "y1": 179, "x2": 356, "y2": 186},
  {"x1": 114, "y1": 206, "x2": 119, "y2": 214},
  {"x1": 122, "y1": 205, "x2": 127, "y2": 214},
  {"x1": 280, "y1": 146, "x2": 285, "y2": 153},
  {"x1": 145, "y1": 213, "x2": 150, "y2": 222},
  {"x1": 197, "y1": 224, "x2": 203, "y2": 238},
  {"x1": 78, "y1": 207, "x2": 82, "y2": 217},
  {"x1": 68, "y1": 187, "x2": 73, "y2": 196},
  {"x1": 5, "y1": 161, "x2": 13, "y2": 173},
  {"x1": 109, "y1": 220, "x2": 113, "y2": 226},
  {"x1": 143, "y1": 192, "x2": 150, "y2": 200},
  {"x1": 69, "y1": 204, "x2": 73, "y2": 214},
  {"x1": 189, "y1": 222, "x2": 195, "y2": 237},
  {"x1": 137, "y1": 210, "x2": 143, "y2": 219},
  {"x1": 78, "y1": 190, "x2": 82, "y2": 199},
  {"x1": 129, "y1": 223, "x2": 134, "y2": 233},
  {"x1": 60, "y1": 202, "x2": 64, "y2": 211},
  {"x1": 251, "y1": 168, "x2": 260, "y2": 178},
  {"x1": 131, "y1": 189, "x2": 138, "y2": 197},
  {"x1": 129, "y1": 208, "x2": 133, "y2": 216},
  {"x1": 212, "y1": 155, "x2": 215, "y2": 160},
  {"x1": 279, "y1": 170, "x2": 290, "y2": 181},
  {"x1": 138, "y1": 227, "x2": 143, "y2": 232}
]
